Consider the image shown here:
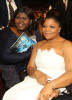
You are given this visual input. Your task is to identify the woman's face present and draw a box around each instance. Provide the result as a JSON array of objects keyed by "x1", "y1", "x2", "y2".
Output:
[
  {"x1": 43, "y1": 18, "x2": 61, "y2": 40},
  {"x1": 15, "y1": 12, "x2": 31, "y2": 31}
]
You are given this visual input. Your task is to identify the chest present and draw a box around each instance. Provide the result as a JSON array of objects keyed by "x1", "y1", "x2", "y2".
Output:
[{"x1": 38, "y1": 42, "x2": 64, "y2": 57}]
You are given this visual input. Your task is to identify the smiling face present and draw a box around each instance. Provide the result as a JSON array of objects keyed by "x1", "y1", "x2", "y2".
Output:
[
  {"x1": 15, "y1": 12, "x2": 31, "y2": 31},
  {"x1": 43, "y1": 18, "x2": 61, "y2": 41}
]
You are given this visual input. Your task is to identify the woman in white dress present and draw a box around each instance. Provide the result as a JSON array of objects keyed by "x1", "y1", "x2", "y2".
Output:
[{"x1": 3, "y1": 9, "x2": 72, "y2": 100}]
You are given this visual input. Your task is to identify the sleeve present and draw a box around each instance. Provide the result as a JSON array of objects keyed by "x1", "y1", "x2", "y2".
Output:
[
  {"x1": 0, "y1": 1, "x2": 2, "y2": 28},
  {"x1": 0, "y1": 44, "x2": 31, "y2": 65},
  {"x1": 0, "y1": 30, "x2": 32, "y2": 65}
]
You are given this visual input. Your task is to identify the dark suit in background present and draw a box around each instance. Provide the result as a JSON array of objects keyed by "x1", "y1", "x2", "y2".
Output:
[
  {"x1": 55, "y1": 0, "x2": 72, "y2": 41},
  {"x1": 0, "y1": 0, "x2": 22, "y2": 28},
  {"x1": 55, "y1": 1, "x2": 72, "y2": 99}
]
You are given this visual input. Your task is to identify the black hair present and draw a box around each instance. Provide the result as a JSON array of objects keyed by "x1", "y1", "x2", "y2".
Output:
[
  {"x1": 46, "y1": 9, "x2": 61, "y2": 26},
  {"x1": 9, "y1": 6, "x2": 37, "y2": 34}
]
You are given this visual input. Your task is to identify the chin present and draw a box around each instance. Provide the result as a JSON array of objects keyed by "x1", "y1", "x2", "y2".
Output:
[
  {"x1": 18, "y1": 28, "x2": 24, "y2": 31},
  {"x1": 45, "y1": 36, "x2": 52, "y2": 40},
  {"x1": 45, "y1": 37, "x2": 54, "y2": 40}
]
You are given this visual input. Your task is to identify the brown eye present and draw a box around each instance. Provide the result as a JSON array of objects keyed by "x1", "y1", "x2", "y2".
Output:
[
  {"x1": 16, "y1": 16, "x2": 20, "y2": 19},
  {"x1": 22, "y1": 17, "x2": 27, "y2": 20},
  {"x1": 43, "y1": 25, "x2": 46, "y2": 28},
  {"x1": 50, "y1": 26, "x2": 55, "y2": 28}
]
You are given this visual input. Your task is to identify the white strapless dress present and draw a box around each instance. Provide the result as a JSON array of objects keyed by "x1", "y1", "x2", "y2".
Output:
[{"x1": 3, "y1": 49, "x2": 66, "y2": 100}]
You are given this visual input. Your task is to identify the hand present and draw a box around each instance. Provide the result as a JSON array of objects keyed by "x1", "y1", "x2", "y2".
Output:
[
  {"x1": 1, "y1": 26, "x2": 5, "y2": 30},
  {"x1": 36, "y1": 82, "x2": 54, "y2": 100},
  {"x1": 47, "y1": 89, "x2": 60, "y2": 100},
  {"x1": 31, "y1": 44, "x2": 34, "y2": 51},
  {"x1": 34, "y1": 70, "x2": 51, "y2": 85}
]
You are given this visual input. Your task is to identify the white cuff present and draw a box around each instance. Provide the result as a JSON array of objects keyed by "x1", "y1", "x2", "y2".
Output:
[{"x1": 59, "y1": 88, "x2": 67, "y2": 94}]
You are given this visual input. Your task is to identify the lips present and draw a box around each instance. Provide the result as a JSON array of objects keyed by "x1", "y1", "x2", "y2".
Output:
[
  {"x1": 16, "y1": 23, "x2": 25, "y2": 30},
  {"x1": 44, "y1": 33, "x2": 51, "y2": 36},
  {"x1": 18, "y1": 23, "x2": 24, "y2": 27}
]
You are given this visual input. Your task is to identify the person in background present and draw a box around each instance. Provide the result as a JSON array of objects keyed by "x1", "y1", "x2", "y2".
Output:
[
  {"x1": 55, "y1": 0, "x2": 72, "y2": 41},
  {"x1": 2, "y1": 9, "x2": 72, "y2": 100},
  {"x1": 0, "y1": 6, "x2": 42, "y2": 89},
  {"x1": 0, "y1": 0, "x2": 22, "y2": 30},
  {"x1": 34, "y1": 12, "x2": 43, "y2": 39}
]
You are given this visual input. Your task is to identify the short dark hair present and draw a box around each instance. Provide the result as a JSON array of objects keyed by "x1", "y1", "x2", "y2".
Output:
[
  {"x1": 46, "y1": 9, "x2": 61, "y2": 26},
  {"x1": 9, "y1": 6, "x2": 37, "y2": 34}
]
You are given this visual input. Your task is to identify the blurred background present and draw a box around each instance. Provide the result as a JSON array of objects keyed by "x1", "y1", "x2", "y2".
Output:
[{"x1": 21, "y1": 0, "x2": 57, "y2": 10}]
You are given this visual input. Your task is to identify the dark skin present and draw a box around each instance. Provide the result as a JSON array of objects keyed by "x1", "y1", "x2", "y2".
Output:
[
  {"x1": 10, "y1": 12, "x2": 32, "y2": 37},
  {"x1": 27, "y1": 18, "x2": 72, "y2": 100}
]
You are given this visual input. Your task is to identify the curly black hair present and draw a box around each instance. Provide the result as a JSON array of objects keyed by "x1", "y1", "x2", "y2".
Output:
[{"x1": 9, "y1": 6, "x2": 37, "y2": 34}]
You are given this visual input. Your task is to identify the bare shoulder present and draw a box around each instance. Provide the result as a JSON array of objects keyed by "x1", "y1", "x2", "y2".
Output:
[
  {"x1": 33, "y1": 40, "x2": 45, "y2": 51},
  {"x1": 63, "y1": 40, "x2": 72, "y2": 70},
  {"x1": 63, "y1": 40, "x2": 72, "y2": 48},
  {"x1": 34, "y1": 40, "x2": 45, "y2": 48},
  {"x1": 63, "y1": 40, "x2": 72, "y2": 51}
]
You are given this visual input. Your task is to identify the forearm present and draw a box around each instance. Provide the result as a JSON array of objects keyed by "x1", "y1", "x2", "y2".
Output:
[
  {"x1": 0, "y1": 47, "x2": 31, "y2": 64},
  {"x1": 27, "y1": 66, "x2": 37, "y2": 77},
  {"x1": 41, "y1": 71, "x2": 72, "y2": 99},
  {"x1": 52, "y1": 70, "x2": 72, "y2": 89}
]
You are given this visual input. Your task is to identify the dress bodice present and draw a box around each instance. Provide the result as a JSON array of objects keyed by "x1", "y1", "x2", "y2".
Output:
[
  {"x1": 35, "y1": 48, "x2": 66, "y2": 79},
  {"x1": 3, "y1": 49, "x2": 67, "y2": 100}
]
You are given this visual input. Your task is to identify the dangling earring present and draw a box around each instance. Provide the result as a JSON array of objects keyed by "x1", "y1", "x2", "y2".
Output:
[{"x1": 59, "y1": 27, "x2": 61, "y2": 33}]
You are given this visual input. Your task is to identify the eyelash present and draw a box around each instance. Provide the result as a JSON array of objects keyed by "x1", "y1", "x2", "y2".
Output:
[
  {"x1": 50, "y1": 26, "x2": 55, "y2": 28},
  {"x1": 43, "y1": 25, "x2": 46, "y2": 27},
  {"x1": 16, "y1": 17, "x2": 27, "y2": 20},
  {"x1": 43, "y1": 25, "x2": 55, "y2": 28}
]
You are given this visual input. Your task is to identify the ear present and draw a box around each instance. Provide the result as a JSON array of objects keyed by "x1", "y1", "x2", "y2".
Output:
[
  {"x1": 30, "y1": 20, "x2": 32, "y2": 25},
  {"x1": 59, "y1": 27, "x2": 61, "y2": 33}
]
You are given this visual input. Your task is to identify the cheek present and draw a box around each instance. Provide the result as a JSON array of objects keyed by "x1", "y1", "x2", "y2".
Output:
[
  {"x1": 42, "y1": 28, "x2": 46, "y2": 34},
  {"x1": 24, "y1": 21, "x2": 31, "y2": 27},
  {"x1": 14, "y1": 19, "x2": 18, "y2": 25},
  {"x1": 52, "y1": 28, "x2": 59, "y2": 33},
  {"x1": 25, "y1": 21, "x2": 30, "y2": 25}
]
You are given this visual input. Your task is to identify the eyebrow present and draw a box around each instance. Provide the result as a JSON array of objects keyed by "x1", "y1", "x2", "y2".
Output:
[{"x1": 49, "y1": 24, "x2": 56, "y2": 25}]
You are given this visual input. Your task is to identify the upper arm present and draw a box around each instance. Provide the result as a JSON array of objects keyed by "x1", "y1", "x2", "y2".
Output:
[
  {"x1": 27, "y1": 43, "x2": 39, "y2": 69},
  {"x1": 64, "y1": 41, "x2": 72, "y2": 71}
]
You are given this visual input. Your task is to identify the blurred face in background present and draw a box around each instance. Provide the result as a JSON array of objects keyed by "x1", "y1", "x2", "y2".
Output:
[
  {"x1": 38, "y1": 12, "x2": 42, "y2": 18},
  {"x1": 15, "y1": 12, "x2": 31, "y2": 31},
  {"x1": 43, "y1": 18, "x2": 61, "y2": 40}
]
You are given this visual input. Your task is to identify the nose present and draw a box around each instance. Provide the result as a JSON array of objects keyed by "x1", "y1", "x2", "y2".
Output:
[
  {"x1": 19, "y1": 18, "x2": 23, "y2": 22},
  {"x1": 46, "y1": 27, "x2": 50, "y2": 31}
]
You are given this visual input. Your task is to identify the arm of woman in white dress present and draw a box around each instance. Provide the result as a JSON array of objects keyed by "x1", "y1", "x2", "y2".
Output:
[
  {"x1": 27, "y1": 42, "x2": 51, "y2": 85},
  {"x1": 37, "y1": 41, "x2": 72, "y2": 100}
]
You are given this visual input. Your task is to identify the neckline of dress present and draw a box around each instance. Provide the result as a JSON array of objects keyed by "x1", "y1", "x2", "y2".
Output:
[{"x1": 37, "y1": 48, "x2": 64, "y2": 58}]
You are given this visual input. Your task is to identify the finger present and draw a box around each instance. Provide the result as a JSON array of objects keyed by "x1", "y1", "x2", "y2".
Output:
[
  {"x1": 36, "y1": 94, "x2": 40, "y2": 100},
  {"x1": 32, "y1": 44, "x2": 34, "y2": 47},
  {"x1": 49, "y1": 93, "x2": 55, "y2": 100},
  {"x1": 46, "y1": 75, "x2": 51, "y2": 79},
  {"x1": 31, "y1": 44, "x2": 34, "y2": 48},
  {"x1": 53, "y1": 90, "x2": 59, "y2": 98},
  {"x1": 36, "y1": 94, "x2": 44, "y2": 100},
  {"x1": 43, "y1": 94, "x2": 51, "y2": 100},
  {"x1": 40, "y1": 95, "x2": 44, "y2": 100},
  {"x1": 54, "y1": 92, "x2": 59, "y2": 98},
  {"x1": 48, "y1": 98, "x2": 52, "y2": 100}
]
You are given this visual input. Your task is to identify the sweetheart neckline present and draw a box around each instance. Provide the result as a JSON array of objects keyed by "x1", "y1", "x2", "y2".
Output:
[{"x1": 37, "y1": 48, "x2": 64, "y2": 58}]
